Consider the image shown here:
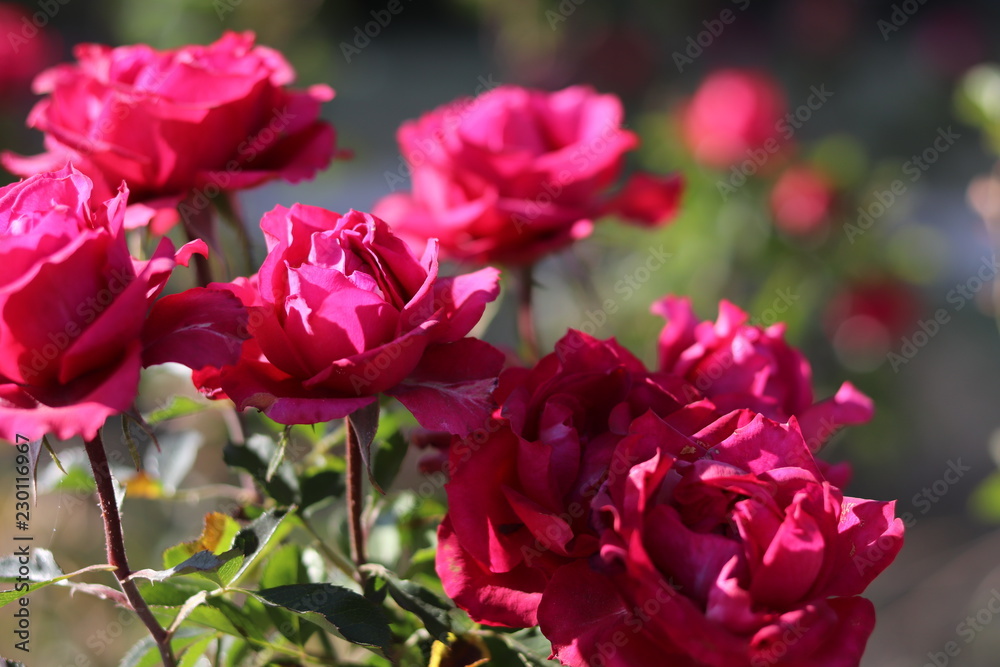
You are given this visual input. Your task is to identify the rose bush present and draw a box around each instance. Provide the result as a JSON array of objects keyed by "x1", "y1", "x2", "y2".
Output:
[
  {"x1": 540, "y1": 410, "x2": 903, "y2": 667},
  {"x1": 2, "y1": 31, "x2": 336, "y2": 234},
  {"x1": 374, "y1": 84, "x2": 682, "y2": 265},
  {"x1": 653, "y1": 296, "x2": 873, "y2": 450},
  {"x1": 0, "y1": 167, "x2": 247, "y2": 442},
  {"x1": 192, "y1": 204, "x2": 504, "y2": 434}
]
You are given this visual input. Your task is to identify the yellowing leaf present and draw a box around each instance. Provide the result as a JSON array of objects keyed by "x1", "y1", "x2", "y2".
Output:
[
  {"x1": 125, "y1": 471, "x2": 163, "y2": 499},
  {"x1": 163, "y1": 512, "x2": 241, "y2": 568},
  {"x1": 429, "y1": 633, "x2": 490, "y2": 667}
]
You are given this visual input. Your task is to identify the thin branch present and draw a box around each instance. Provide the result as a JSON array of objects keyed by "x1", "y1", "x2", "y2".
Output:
[{"x1": 84, "y1": 431, "x2": 176, "y2": 667}]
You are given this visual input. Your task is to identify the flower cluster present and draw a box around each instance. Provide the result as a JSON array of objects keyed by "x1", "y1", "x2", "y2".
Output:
[{"x1": 437, "y1": 325, "x2": 902, "y2": 666}]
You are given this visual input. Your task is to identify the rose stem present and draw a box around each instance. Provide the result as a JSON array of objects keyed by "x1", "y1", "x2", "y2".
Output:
[
  {"x1": 183, "y1": 225, "x2": 213, "y2": 288},
  {"x1": 84, "y1": 432, "x2": 177, "y2": 667},
  {"x1": 217, "y1": 193, "x2": 256, "y2": 276},
  {"x1": 344, "y1": 416, "x2": 367, "y2": 582},
  {"x1": 517, "y1": 264, "x2": 540, "y2": 363}
]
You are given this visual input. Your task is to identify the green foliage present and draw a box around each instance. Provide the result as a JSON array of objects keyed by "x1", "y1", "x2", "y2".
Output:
[{"x1": 250, "y1": 583, "x2": 394, "y2": 656}]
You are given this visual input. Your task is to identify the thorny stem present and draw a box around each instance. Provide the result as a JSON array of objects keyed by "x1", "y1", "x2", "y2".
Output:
[
  {"x1": 344, "y1": 416, "x2": 367, "y2": 582},
  {"x1": 83, "y1": 431, "x2": 176, "y2": 667}
]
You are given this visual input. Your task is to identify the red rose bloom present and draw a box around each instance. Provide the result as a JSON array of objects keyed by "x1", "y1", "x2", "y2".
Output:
[
  {"x1": 193, "y1": 205, "x2": 503, "y2": 435},
  {"x1": 3, "y1": 32, "x2": 336, "y2": 234},
  {"x1": 436, "y1": 331, "x2": 722, "y2": 626},
  {"x1": 653, "y1": 296, "x2": 872, "y2": 450},
  {"x1": 374, "y1": 85, "x2": 682, "y2": 265},
  {"x1": 0, "y1": 167, "x2": 247, "y2": 442},
  {"x1": 540, "y1": 410, "x2": 903, "y2": 667},
  {"x1": 436, "y1": 330, "x2": 902, "y2": 667}
]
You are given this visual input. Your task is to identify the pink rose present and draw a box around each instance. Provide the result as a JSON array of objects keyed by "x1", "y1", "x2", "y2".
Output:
[
  {"x1": 2, "y1": 32, "x2": 336, "y2": 235},
  {"x1": 653, "y1": 296, "x2": 872, "y2": 450},
  {"x1": 436, "y1": 331, "x2": 719, "y2": 627},
  {"x1": 540, "y1": 410, "x2": 903, "y2": 667},
  {"x1": 192, "y1": 205, "x2": 503, "y2": 434},
  {"x1": 0, "y1": 167, "x2": 247, "y2": 442},
  {"x1": 681, "y1": 69, "x2": 788, "y2": 170},
  {"x1": 374, "y1": 85, "x2": 682, "y2": 265},
  {"x1": 770, "y1": 166, "x2": 836, "y2": 236}
]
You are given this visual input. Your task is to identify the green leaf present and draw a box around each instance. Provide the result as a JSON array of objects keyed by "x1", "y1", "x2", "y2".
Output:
[
  {"x1": 205, "y1": 597, "x2": 266, "y2": 641},
  {"x1": 502, "y1": 628, "x2": 559, "y2": 666},
  {"x1": 363, "y1": 573, "x2": 389, "y2": 605},
  {"x1": 130, "y1": 549, "x2": 241, "y2": 583},
  {"x1": 121, "y1": 413, "x2": 143, "y2": 470},
  {"x1": 260, "y1": 544, "x2": 314, "y2": 646},
  {"x1": 250, "y1": 583, "x2": 393, "y2": 656},
  {"x1": 138, "y1": 578, "x2": 218, "y2": 607},
  {"x1": 40, "y1": 436, "x2": 65, "y2": 475},
  {"x1": 224, "y1": 435, "x2": 298, "y2": 505},
  {"x1": 215, "y1": 555, "x2": 244, "y2": 586},
  {"x1": 50, "y1": 462, "x2": 97, "y2": 494},
  {"x1": 265, "y1": 425, "x2": 292, "y2": 482},
  {"x1": 178, "y1": 633, "x2": 217, "y2": 667},
  {"x1": 119, "y1": 627, "x2": 209, "y2": 667},
  {"x1": 348, "y1": 401, "x2": 383, "y2": 493},
  {"x1": 225, "y1": 508, "x2": 294, "y2": 587},
  {"x1": 152, "y1": 599, "x2": 262, "y2": 641},
  {"x1": 222, "y1": 637, "x2": 253, "y2": 667},
  {"x1": 384, "y1": 574, "x2": 456, "y2": 642},
  {"x1": 145, "y1": 396, "x2": 209, "y2": 425},
  {"x1": 299, "y1": 464, "x2": 346, "y2": 513},
  {"x1": 372, "y1": 428, "x2": 408, "y2": 495}
]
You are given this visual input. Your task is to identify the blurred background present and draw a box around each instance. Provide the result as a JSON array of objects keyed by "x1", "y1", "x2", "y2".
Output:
[{"x1": 2, "y1": 0, "x2": 1000, "y2": 665}]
